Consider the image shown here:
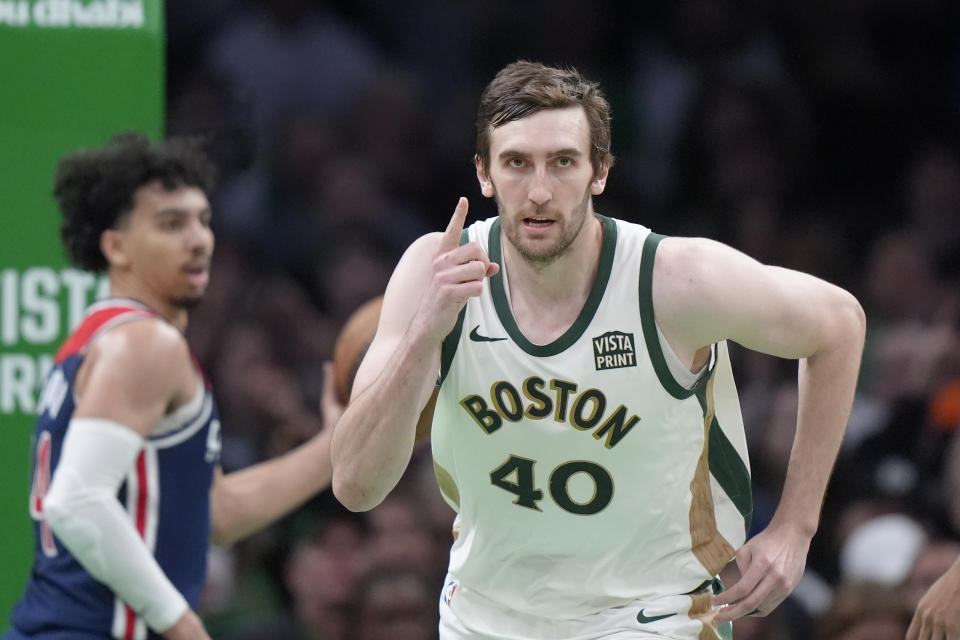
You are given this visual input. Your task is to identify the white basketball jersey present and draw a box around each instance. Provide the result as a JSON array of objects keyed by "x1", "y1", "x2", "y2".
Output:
[{"x1": 431, "y1": 215, "x2": 752, "y2": 623}]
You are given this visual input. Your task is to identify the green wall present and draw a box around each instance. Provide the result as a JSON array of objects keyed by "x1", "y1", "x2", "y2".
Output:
[{"x1": 0, "y1": 0, "x2": 164, "y2": 624}]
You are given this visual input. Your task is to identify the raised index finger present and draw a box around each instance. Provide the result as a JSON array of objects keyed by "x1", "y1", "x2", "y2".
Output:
[{"x1": 439, "y1": 197, "x2": 469, "y2": 253}]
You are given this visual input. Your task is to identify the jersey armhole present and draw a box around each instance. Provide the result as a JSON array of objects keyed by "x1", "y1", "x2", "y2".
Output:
[
  {"x1": 438, "y1": 228, "x2": 472, "y2": 387},
  {"x1": 638, "y1": 232, "x2": 707, "y2": 399}
]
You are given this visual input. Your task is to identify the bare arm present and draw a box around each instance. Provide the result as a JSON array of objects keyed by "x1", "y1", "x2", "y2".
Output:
[
  {"x1": 331, "y1": 198, "x2": 498, "y2": 511},
  {"x1": 209, "y1": 432, "x2": 330, "y2": 544},
  {"x1": 74, "y1": 319, "x2": 192, "y2": 435},
  {"x1": 652, "y1": 237, "x2": 865, "y2": 623},
  {"x1": 210, "y1": 363, "x2": 340, "y2": 545},
  {"x1": 48, "y1": 320, "x2": 210, "y2": 639},
  {"x1": 210, "y1": 420, "x2": 332, "y2": 545}
]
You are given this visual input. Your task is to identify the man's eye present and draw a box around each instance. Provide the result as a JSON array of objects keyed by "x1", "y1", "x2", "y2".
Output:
[
  {"x1": 556, "y1": 157, "x2": 572, "y2": 168},
  {"x1": 508, "y1": 158, "x2": 525, "y2": 168}
]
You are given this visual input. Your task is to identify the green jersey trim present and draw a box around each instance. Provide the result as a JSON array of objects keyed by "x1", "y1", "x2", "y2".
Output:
[
  {"x1": 696, "y1": 384, "x2": 754, "y2": 535},
  {"x1": 638, "y1": 232, "x2": 698, "y2": 399},
  {"x1": 487, "y1": 215, "x2": 617, "y2": 357},
  {"x1": 638, "y1": 232, "x2": 750, "y2": 529},
  {"x1": 440, "y1": 309, "x2": 466, "y2": 386},
  {"x1": 439, "y1": 228, "x2": 472, "y2": 385}
]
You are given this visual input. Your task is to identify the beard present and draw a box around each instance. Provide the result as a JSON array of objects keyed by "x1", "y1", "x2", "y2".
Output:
[
  {"x1": 172, "y1": 293, "x2": 204, "y2": 310},
  {"x1": 496, "y1": 187, "x2": 592, "y2": 267}
]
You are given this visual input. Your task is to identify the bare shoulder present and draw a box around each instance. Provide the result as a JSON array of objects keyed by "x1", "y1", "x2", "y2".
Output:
[
  {"x1": 651, "y1": 236, "x2": 743, "y2": 316},
  {"x1": 653, "y1": 236, "x2": 737, "y2": 283},
  {"x1": 88, "y1": 318, "x2": 190, "y2": 372},
  {"x1": 74, "y1": 317, "x2": 196, "y2": 433},
  {"x1": 652, "y1": 234, "x2": 863, "y2": 358},
  {"x1": 80, "y1": 317, "x2": 194, "y2": 400}
]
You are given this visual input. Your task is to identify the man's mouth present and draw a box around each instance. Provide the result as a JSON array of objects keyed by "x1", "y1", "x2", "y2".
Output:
[
  {"x1": 524, "y1": 217, "x2": 554, "y2": 228},
  {"x1": 183, "y1": 264, "x2": 210, "y2": 287}
]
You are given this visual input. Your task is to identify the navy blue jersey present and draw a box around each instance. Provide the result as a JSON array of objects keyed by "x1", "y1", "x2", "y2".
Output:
[{"x1": 7, "y1": 300, "x2": 221, "y2": 640}]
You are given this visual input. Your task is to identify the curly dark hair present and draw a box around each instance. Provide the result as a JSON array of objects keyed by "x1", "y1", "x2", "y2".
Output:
[{"x1": 54, "y1": 130, "x2": 217, "y2": 272}]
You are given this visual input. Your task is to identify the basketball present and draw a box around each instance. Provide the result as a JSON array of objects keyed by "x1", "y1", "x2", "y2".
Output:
[
  {"x1": 332, "y1": 295, "x2": 383, "y2": 405},
  {"x1": 332, "y1": 295, "x2": 436, "y2": 442}
]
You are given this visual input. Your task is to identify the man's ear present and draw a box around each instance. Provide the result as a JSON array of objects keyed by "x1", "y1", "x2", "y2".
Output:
[
  {"x1": 100, "y1": 228, "x2": 130, "y2": 269},
  {"x1": 590, "y1": 162, "x2": 610, "y2": 196},
  {"x1": 475, "y1": 155, "x2": 495, "y2": 198}
]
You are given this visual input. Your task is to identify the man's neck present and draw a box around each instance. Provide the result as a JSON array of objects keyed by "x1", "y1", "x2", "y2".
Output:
[
  {"x1": 500, "y1": 214, "x2": 603, "y2": 343},
  {"x1": 108, "y1": 276, "x2": 188, "y2": 332}
]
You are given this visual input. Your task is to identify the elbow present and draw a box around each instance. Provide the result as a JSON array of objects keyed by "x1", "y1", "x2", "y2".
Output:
[
  {"x1": 330, "y1": 440, "x2": 385, "y2": 511},
  {"x1": 42, "y1": 490, "x2": 70, "y2": 534},
  {"x1": 808, "y1": 290, "x2": 865, "y2": 362},
  {"x1": 331, "y1": 471, "x2": 381, "y2": 512},
  {"x1": 817, "y1": 290, "x2": 866, "y2": 360},
  {"x1": 42, "y1": 473, "x2": 88, "y2": 535},
  {"x1": 841, "y1": 290, "x2": 867, "y2": 346}
]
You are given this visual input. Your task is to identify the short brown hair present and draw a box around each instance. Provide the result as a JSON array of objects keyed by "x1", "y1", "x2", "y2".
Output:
[{"x1": 476, "y1": 61, "x2": 614, "y2": 175}]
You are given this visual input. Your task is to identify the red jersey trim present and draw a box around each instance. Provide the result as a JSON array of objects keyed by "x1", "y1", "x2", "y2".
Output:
[{"x1": 55, "y1": 307, "x2": 155, "y2": 364}]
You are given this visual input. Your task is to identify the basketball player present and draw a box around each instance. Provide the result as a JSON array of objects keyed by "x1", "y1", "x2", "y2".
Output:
[
  {"x1": 4, "y1": 132, "x2": 334, "y2": 640},
  {"x1": 331, "y1": 62, "x2": 865, "y2": 639}
]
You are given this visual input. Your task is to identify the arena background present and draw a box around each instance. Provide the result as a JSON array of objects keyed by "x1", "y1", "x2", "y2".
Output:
[
  {"x1": 0, "y1": 0, "x2": 164, "y2": 621},
  {"x1": 3, "y1": 1, "x2": 960, "y2": 638}
]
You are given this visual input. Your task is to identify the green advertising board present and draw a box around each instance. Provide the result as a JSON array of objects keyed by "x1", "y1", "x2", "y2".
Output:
[{"x1": 0, "y1": 0, "x2": 164, "y2": 624}]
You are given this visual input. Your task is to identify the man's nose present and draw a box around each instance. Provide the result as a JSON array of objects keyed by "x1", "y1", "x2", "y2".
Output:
[
  {"x1": 186, "y1": 218, "x2": 212, "y2": 252},
  {"x1": 527, "y1": 169, "x2": 551, "y2": 206}
]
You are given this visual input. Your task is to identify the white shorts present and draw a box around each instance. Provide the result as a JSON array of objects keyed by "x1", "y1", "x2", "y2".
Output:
[{"x1": 438, "y1": 574, "x2": 733, "y2": 640}]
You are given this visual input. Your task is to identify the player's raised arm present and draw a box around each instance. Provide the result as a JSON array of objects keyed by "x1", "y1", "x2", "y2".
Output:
[
  {"x1": 331, "y1": 198, "x2": 498, "y2": 511},
  {"x1": 651, "y1": 236, "x2": 865, "y2": 624}
]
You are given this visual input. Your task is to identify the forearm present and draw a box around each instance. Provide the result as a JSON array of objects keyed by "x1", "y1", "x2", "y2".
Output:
[
  {"x1": 773, "y1": 324, "x2": 864, "y2": 534},
  {"x1": 212, "y1": 429, "x2": 332, "y2": 545},
  {"x1": 331, "y1": 333, "x2": 438, "y2": 511},
  {"x1": 941, "y1": 555, "x2": 960, "y2": 586},
  {"x1": 45, "y1": 418, "x2": 188, "y2": 632}
]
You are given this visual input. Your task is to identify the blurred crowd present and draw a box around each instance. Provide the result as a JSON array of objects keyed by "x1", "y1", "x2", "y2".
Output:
[{"x1": 162, "y1": 1, "x2": 960, "y2": 638}]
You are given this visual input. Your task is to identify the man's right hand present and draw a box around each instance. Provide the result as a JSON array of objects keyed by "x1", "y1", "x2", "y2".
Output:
[
  {"x1": 413, "y1": 197, "x2": 499, "y2": 343},
  {"x1": 163, "y1": 610, "x2": 211, "y2": 640}
]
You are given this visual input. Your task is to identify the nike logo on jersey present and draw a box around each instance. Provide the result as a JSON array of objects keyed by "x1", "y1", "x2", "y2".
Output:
[
  {"x1": 636, "y1": 609, "x2": 676, "y2": 624},
  {"x1": 469, "y1": 325, "x2": 507, "y2": 342}
]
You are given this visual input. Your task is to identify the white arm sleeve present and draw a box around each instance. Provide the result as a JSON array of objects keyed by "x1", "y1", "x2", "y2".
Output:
[{"x1": 43, "y1": 417, "x2": 188, "y2": 633}]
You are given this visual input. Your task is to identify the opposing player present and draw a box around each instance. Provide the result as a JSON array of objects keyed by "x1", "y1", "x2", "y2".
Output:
[
  {"x1": 331, "y1": 61, "x2": 865, "y2": 639},
  {"x1": 4, "y1": 132, "x2": 334, "y2": 640}
]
